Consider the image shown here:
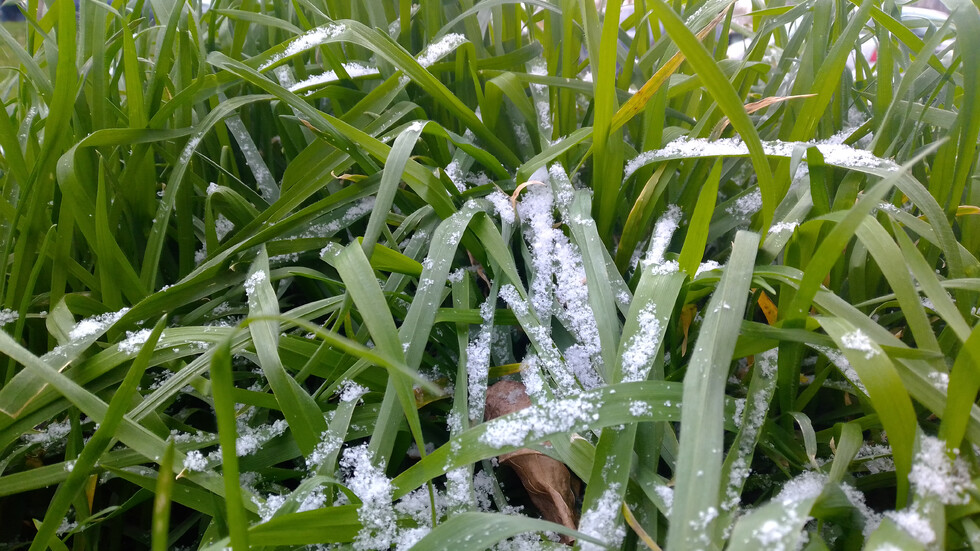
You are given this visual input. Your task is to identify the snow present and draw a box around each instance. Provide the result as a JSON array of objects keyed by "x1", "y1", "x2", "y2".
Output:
[
  {"x1": 466, "y1": 299, "x2": 495, "y2": 420},
  {"x1": 183, "y1": 450, "x2": 208, "y2": 472},
  {"x1": 499, "y1": 284, "x2": 528, "y2": 318},
  {"x1": 215, "y1": 214, "x2": 234, "y2": 241},
  {"x1": 578, "y1": 484, "x2": 626, "y2": 551},
  {"x1": 341, "y1": 444, "x2": 398, "y2": 551},
  {"x1": 338, "y1": 380, "x2": 368, "y2": 403},
  {"x1": 620, "y1": 303, "x2": 662, "y2": 382},
  {"x1": 768, "y1": 221, "x2": 799, "y2": 235},
  {"x1": 839, "y1": 481, "x2": 882, "y2": 539},
  {"x1": 444, "y1": 159, "x2": 467, "y2": 193},
  {"x1": 298, "y1": 485, "x2": 327, "y2": 512},
  {"x1": 301, "y1": 197, "x2": 376, "y2": 242},
  {"x1": 885, "y1": 509, "x2": 935, "y2": 545},
  {"x1": 55, "y1": 519, "x2": 77, "y2": 536},
  {"x1": 289, "y1": 62, "x2": 377, "y2": 92},
  {"x1": 478, "y1": 391, "x2": 599, "y2": 449},
  {"x1": 68, "y1": 308, "x2": 130, "y2": 340},
  {"x1": 654, "y1": 485, "x2": 674, "y2": 515},
  {"x1": 226, "y1": 117, "x2": 277, "y2": 202},
  {"x1": 928, "y1": 371, "x2": 949, "y2": 393},
  {"x1": 234, "y1": 419, "x2": 288, "y2": 456},
  {"x1": 624, "y1": 136, "x2": 897, "y2": 180},
  {"x1": 244, "y1": 271, "x2": 267, "y2": 298},
  {"x1": 641, "y1": 205, "x2": 681, "y2": 268},
  {"x1": 258, "y1": 494, "x2": 287, "y2": 522},
  {"x1": 64, "y1": 460, "x2": 75, "y2": 472},
  {"x1": 727, "y1": 189, "x2": 763, "y2": 221},
  {"x1": 307, "y1": 430, "x2": 342, "y2": 471},
  {"x1": 723, "y1": 349, "x2": 778, "y2": 511},
  {"x1": 23, "y1": 419, "x2": 72, "y2": 447},
  {"x1": 629, "y1": 400, "x2": 652, "y2": 417},
  {"x1": 776, "y1": 471, "x2": 826, "y2": 505},
  {"x1": 516, "y1": 183, "x2": 556, "y2": 319},
  {"x1": 813, "y1": 345, "x2": 868, "y2": 394},
  {"x1": 841, "y1": 329, "x2": 878, "y2": 360},
  {"x1": 856, "y1": 443, "x2": 895, "y2": 474},
  {"x1": 260, "y1": 24, "x2": 347, "y2": 69},
  {"x1": 417, "y1": 34, "x2": 468, "y2": 67},
  {"x1": 695, "y1": 260, "x2": 722, "y2": 277},
  {"x1": 0, "y1": 308, "x2": 19, "y2": 326},
  {"x1": 119, "y1": 329, "x2": 159, "y2": 355},
  {"x1": 908, "y1": 435, "x2": 974, "y2": 505},
  {"x1": 551, "y1": 232, "x2": 603, "y2": 387}
]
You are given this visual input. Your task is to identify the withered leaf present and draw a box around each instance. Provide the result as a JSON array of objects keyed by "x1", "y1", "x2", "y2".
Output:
[{"x1": 485, "y1": 380, "x2": 579, "y2": 544}]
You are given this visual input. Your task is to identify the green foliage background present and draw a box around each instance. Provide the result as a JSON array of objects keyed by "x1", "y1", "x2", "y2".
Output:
[{"x1": 0, "y1": 0, "x2": 978, "y2": 549}]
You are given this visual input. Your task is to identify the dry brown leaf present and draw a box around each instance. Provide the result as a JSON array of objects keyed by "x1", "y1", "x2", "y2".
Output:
[
  {"x1": 711, "y1": 94, "x2": 816, "y2": 137},
  {"x1": 485, "y1": 381, "x2": 579, "y2": 544}
]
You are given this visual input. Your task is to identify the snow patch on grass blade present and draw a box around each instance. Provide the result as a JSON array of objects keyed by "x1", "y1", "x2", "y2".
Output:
[
  {"x1": 289, "y1": 62, "x2": 377, "y2": 92},
  {"x1": 260, "y1": 24, "x2": 347, "y2": 69},
  {"x1": 621, "y1": 303, "x2": 662, "y2": 383},
  {"x1": 909, "y1": 435, "x2": 974, "y2": 504},
  {"x1": 341, "y1": 444, "x2": 398, "y2": 550},
  {"x1": 478, "y1": 392, "x2": 600, "y2": 449},
  {"x1": 417, "y1": 33, "x2": 467, "y2": 67},
  {"x1": 624, "y1": 136, "x2": 897, "y2": 180},
  {"x1": 841, "y1": 329, "x2": 878, "y2": 359},
  {"x1": 579, "y1": 484, "x2": 625, "y2": 551},
  {"x1": 69, "y1": 308, "x2": 130, "y2": 340}
]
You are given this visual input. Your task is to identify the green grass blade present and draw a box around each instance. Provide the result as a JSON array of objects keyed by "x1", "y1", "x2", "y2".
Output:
[{"x1": 668, "y1": 230, "x2": 759, "y2": 551}]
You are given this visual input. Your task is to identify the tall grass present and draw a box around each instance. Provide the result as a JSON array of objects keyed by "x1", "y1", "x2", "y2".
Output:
[{"x1": 0, "y1": 0, "x2": 978, "y2": 549}]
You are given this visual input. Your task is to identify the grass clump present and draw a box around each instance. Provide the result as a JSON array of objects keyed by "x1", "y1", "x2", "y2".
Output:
[{"x1": 1, "y1": 0, "x2": 979, "y2": 549}]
